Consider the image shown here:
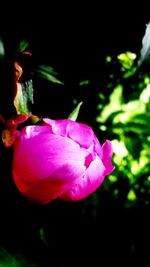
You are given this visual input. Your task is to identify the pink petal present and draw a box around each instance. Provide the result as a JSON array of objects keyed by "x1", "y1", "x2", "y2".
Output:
[
  {"x1": 13, "y1": 127, "x2": 86, "y2": 203},
  {"x1": 13, "y1": 172, "x2": 73, "y2": 204},
  {"x1": 60, "y1": 155, "x2": 106, "y2": 201},
  {"x1": 43, "y1": 118, "x2": 98, "y2": 150},
  {"x1": 16, "y1": 125, "x2": 51, "y2": 141},
  {"x1": 102, "y1": 140, "x2": 115, "y2": 175},
  {"x1": 93, "y1": 133, "x2": 103, "y2": 158},
  {"x1": 68, "y1": 122, "x2": 97, "y2": 149},
  {"x1": 43, "y1": 118, "x2": 73, "y2": 136},
  {"x1": 14, "y1": 131, "x2": 86, "y2": 184}
]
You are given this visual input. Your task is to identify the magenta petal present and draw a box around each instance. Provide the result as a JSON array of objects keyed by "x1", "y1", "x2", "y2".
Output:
[
  {"x1": 93, "y1": 133, "x2": 103, "y2": 158},
  {"x1": 15, "y1": 125, "x2": 51, "y2": 141},
  {"x1": 68, "y1": 122, "x2": 96, "y2": 148},
  {"x1": 12, "y1": 119, "x2": 115, "y2": 204},
  {"x1": 102, "y1": 140, "x2": 115, "y2": 175},
  {"x1": 43, "y1": 118, "x2": 96, "y2": 149},
  {"x1": 60, "y1": 155, "x2": 105, "y2": 201},
  {"x1": 13, "y1": 127, "x2": 86, "y2": 203},
  {"x1": 43, "y1": 118, "x2": 73, "y2": 136},
  {"x1": 13, "y1": 171, "x2": 73, "y2": 204}
]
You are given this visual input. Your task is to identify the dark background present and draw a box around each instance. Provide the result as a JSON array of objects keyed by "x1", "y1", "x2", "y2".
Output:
[
  {"x1": 1, "y1": 6, "x2": 149, "y2": 120},
  {"x1": 0, "y1": 5, "x2": 149, "y2": 266}
]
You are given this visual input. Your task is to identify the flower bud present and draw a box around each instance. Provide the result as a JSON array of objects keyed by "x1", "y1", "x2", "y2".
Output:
[{"x1": 12, "y1": 119, "x2": 115, "y2": 204}]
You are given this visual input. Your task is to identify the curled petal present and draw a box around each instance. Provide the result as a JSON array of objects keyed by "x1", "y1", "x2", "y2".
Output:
[
  {"x1": 93, "y1": 133, "x2": 103, "y2": 158},
  {"x1": 43, "y1": 118, "x2": 97, "y2": 149},
  {"x1": 60, "y1": 155, "x2": 105, "y2": 201},
  {"x1": 43, "y1": 118, "x2": 73, "y2": 136},
  {"x1": 68, "y1": 122, "x2": 97, "y2": 149},
  {"x1": 102, "y1": 140, "x2": 115, "y2": 175}
]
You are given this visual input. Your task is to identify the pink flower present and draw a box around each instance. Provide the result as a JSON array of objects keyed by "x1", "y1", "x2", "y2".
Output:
[{"x1": 12, "y1": 118, "x2": 115, "y2": 204}]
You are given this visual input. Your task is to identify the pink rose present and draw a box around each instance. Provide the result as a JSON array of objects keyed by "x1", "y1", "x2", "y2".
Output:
[{"x1": 12, "y1": 118, "x2": 115, "y2": 204}]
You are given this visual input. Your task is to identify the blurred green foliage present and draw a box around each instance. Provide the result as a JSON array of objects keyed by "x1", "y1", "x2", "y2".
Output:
[
  {"x1": 96, "y1": 51, "x2": 150, "y2": 208},
  {"x1": 0, "y1": 247, "x2": 37, "y2": 267}
]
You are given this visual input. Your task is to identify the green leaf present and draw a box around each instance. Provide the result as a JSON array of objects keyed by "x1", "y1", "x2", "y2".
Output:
[
  {"x1": 39, "y1": 227, "x2": 48, "y2": 246},
  {"x1": 0, "y1": 38, "x2": 4, "y2": 86},
  {"x1": 123, "y1": 66, "x2": 137, "y2": 78},
  {"x1": 123, "y1": 134, "x2": 142, "y2": 159},
  {"x1": 125, "y1": 121, "x2": 150, "y2": 134},
  {"x1": 35, "y1": 65, "x2": 63, "y2": 84},
  {"x1": 15, "y1": 80, "x2": 34, "y2": 114},
  {"x1": 0, "y1": 37, "x2": 5, "y2": 64},
  {"x1": 68, "y1": 101, "x2": 83, "y2": 121},
  {"x1": 127, "y1": 189, "x2": 137, "y2": 201},
  {"x1": 0, "y1": 246, "x2": 36, "y2": 267},
  {"x1": 131, "y1": 113, "x2": 150, "y2": 124},
  {"x1": 17, "y1": 39, "x2": 30, "y2": 53}
]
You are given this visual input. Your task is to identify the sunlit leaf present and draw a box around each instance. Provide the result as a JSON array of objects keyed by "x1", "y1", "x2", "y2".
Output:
[
  {"x1": 96, "y1": 84, "x2": 123, "y2": 123},
  {"x1": 127, "y1": 189, "x2": 137, "y2": 201},
  {"x1": 123, "y1": 66, "x2": 137, "y2": 78},
  {"x1": 140, "y1": 84, "x2": 150, "y2": 103},
  {"x1": 68, "y1": 101, "x2": 83, "y2": 121},
  {"x1": 105, "y1": 55, "x2": 112, "y2": 63},
  {"x1": 108, "y1": 175, "x2": 118, "y2": 183},
  {"x1": 118, "y1": 51, "x2": 136, "y2": 69},
  {"x1": 96, "y1": 45, "x2": 150, "y2": 207}
]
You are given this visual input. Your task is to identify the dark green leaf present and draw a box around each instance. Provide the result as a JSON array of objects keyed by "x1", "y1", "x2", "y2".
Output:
[
  {"x1": 0, "y1": 37, "x2": 5, "y2": 62},
  {"x1": 35, "y1": 65, "x2": 63, "y2": 84},
  {"x1": 123, "y1": 134, "x2": 142, "y2": 159},
  {"x1": 17, "y1": 39, "x2": 30, "y2": 53}
]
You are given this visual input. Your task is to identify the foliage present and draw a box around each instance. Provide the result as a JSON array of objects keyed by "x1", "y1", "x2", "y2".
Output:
[
  {"x1": 0, "y1": 247, "x2": 37, "y2": 267},
  {"x1": 96, "y1": 51, "x2": 150, "y2": 208}
]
